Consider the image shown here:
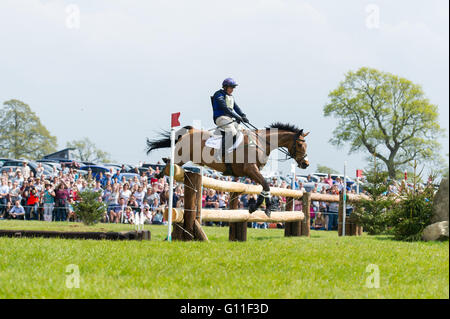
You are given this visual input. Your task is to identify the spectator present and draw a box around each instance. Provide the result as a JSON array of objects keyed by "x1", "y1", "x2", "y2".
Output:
[
  {"x1": 0, "y1": 179, "x2": 10, "y2": 216},
  {"x1": 25, "y1": 186, "x2": 40, "y2": 220},
  {"x1": 43, "y1": 184, "x2": 55, "y2": 222},
  {"x1": 218, "y1": 191, "x2": 228, "y2": 209},
  {"x1": 7, "y1": 200, "x2": 25, "y2": 220},
  {"x1": 9, "y1": 180, "x2": 22, "y2": 203},
  {"x1": 93, "y1": 181, "x2": 102, "y2": 193},
  {"x1": 22, "y1": 161, "x2": 31, "y2": 180},
  {"x1": 120, "y1": 183, "x2": 132, "y2": 203},
  {"x1": 313, "y1": 212, "x2": 327, "y2": 230},
  {"x1": 327, "y1": 190, "x2": 340, "y2": 230},
  {"x1": 128, "y1": 195, "x2": 140, "y2": 213},
  {"x1": 141, "y1": 205, "x2": 152, "y2": 224},
  {"x1": 323, "y1": 174, "x2": 333, "y2": 186},
  {"x1": 124, "y1": 206, "x2": 134, "y2": 224},
  {"x1": 298, "y1": 182, "x2": 306, "y2": 192},
  {"x1": 335, "y1": 178, "x2": 344, "y2": 192},
  {"x1": 134, "y1": 186, "x2": 146, "y2": 206},
  {"x1": 54, "y1": 183, "x2": 70, "y2": 221},
  {"x1": 205, "y1": 190, "x2": 219, "y2": 208},
  {"x1": 66, "y1": 197, "x2": 77, "y2": 222},
  {"x1": 35, "y1": 163, "x2": 44, "y2": 178},
  {"x1": 199, "y1": 189, "x2": 207, "y2": 208},
  {"x1": 13, "y1": 169, "x2": 24, "y2": 186},
  {"x1": 240, "y1": 193, "x2": 248, "y2": 208},
  {"x1": 152, "y1": 208, "x2": 163, "y2": 225}
]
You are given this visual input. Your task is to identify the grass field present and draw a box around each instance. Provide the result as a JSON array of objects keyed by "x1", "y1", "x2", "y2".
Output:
[{"x1": 0, "y1": 220, "x2": 448, "y2": 299}]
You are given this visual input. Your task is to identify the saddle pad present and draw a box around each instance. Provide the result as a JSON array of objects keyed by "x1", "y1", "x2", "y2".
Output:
[{"x1": 205, "y1": 133, "x2": 244, "y2": 152}]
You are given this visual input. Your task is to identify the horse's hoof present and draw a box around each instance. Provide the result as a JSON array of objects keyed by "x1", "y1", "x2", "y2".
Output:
[
  {"x1": 248, "y1": 205, "x2": 256, "y2": 214},
  {"x1": 264, "y1": 209, "x2": 271, "y2": 218}
]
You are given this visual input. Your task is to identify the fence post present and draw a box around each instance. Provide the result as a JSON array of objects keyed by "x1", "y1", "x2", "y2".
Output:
[
  {"x1": 228, "y1": 192, "x2": 246, "y2": 241},
  {"x1": 338, "y1": 192, "x2": 343, "y2": 236},
  {"x1": 338, "y1": 192, "x2": 357, "y2": 237},
  {"x1": 301, "y1": 192, "x2": 311, "y2": 237},
  {"x1": 170, "y1": 171, "x2": 204, "y2": 241},
  {"x1": 284, "y1": 197, "x2": 300, "y2": 236}
]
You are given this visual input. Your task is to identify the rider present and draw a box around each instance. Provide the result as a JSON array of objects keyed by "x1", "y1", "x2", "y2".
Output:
[
  {"x1": 211, "y1": 78, "x2": 250, "y2": 158},
  {"x1": 211, "y1": 78, "x2": 249, "y2": 133}
]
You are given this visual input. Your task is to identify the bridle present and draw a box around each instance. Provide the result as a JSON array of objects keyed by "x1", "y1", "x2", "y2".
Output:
[
  {"x1": 279, "y1": 131, "x2": 308, "y2": 163},
  {"x1": 239, "y1": 123, "x2": 308, "y2": 163}
]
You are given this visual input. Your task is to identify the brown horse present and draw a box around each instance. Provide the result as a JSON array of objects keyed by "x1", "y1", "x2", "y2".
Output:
[{"x1": 146, "y1": 122, "x2": 309, "y2": 216}]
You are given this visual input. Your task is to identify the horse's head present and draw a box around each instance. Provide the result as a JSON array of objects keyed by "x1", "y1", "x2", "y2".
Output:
[{"x1": 292, "y1": 130, "x2": 310, "y2": 169}]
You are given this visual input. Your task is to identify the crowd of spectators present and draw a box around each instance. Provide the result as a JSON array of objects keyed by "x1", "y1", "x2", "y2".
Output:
[
  {"x1": 1, "y1": 161, "x2": 420, "y2": 231},
  {"x1": 0, "y1": 161, "x2": 168, "y2": 224}
]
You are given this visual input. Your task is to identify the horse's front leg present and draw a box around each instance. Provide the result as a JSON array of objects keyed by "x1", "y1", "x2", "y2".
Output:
[{"x1": 244, "y1": 164, "x2": 272, "y2": 217}]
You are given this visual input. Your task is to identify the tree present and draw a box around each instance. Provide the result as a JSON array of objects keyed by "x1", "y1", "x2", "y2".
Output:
[
  {"x1": 324, "y1": 67, "x2": 444, "y2": 179},
  {"x1": 352, "y1": 158, "x2": 394, "y2": 235},
  {"x1": 0, "y1": 99, "x2": 57, "y2": 159},
  {"x1": 389, "y1": 161, "x2": 436, "y2": 241},
  {"x1": 73, "y1": 189, "x2": 106, "y2": 225},
  {"x1": 67, "y1": 137, "x2": 112, "y2": 163},
  {"x1": 316, "y1": 164, "x2": 338, "y2": 175}
]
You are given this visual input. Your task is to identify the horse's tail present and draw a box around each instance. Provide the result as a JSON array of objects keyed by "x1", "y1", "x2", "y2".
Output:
[{"x1": 146, "y1": 126, "x2": 194, "y2": 155}]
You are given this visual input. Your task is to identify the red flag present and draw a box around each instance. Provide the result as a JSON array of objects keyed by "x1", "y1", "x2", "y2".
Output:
[
  {"x1": 356, "y1": 169, "x2": 363, "y2": 178},
  {"x1": 171, "y1": 112, "x2": 180, "y2": 127}
]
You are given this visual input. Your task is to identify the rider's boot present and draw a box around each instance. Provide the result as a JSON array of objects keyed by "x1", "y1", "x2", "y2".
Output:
[
  {"x1": 249, "y1": 193, "x2": 265, "y2": 213},
  {"x1": 264, "y1": 195, "x2": 273, "y2": 218},
  {"x1": 221, "y1": 130, "x2": 226, "y2": 161},
  {"x1": 220, "y1": 131, "x2": 238, "y2": 162}
]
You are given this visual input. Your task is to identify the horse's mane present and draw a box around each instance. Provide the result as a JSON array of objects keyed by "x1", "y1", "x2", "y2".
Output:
[{"x1": 266, "y1": 122, "x2": 303, "y2": 135}]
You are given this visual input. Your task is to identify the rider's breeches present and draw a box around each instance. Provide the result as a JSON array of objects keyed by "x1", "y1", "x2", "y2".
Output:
[{"x1": 215, "y1": 116, "x2": 239, "y2": 136}]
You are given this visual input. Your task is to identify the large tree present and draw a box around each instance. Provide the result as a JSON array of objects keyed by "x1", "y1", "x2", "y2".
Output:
[
  {"x1": 0, "y1": 99, "x2": 57, "y2": 159},
  {"x1": 324, "y1": 67, "x2": 443, "y2": 179},
  {"x1": 67, "y1": 137, "x2": 112, "y2": 163},
  {"x1": 316, "y1": 164, "x2": 338, "y2": 175}
]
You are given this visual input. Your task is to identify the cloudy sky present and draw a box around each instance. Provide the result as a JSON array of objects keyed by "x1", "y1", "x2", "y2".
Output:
[{"x1": 0, "y1": 0, "x2": 448, "y2": 176}]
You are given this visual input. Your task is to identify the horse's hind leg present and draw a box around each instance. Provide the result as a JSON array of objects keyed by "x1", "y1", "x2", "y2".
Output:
[{"x1": 244, "y1": 164, "x2": 272, "y2": 217}]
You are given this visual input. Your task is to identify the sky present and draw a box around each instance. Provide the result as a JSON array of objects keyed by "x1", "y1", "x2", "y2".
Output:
[{"x1": 0, "y1": 0, "x2": 448, "y2": 178}]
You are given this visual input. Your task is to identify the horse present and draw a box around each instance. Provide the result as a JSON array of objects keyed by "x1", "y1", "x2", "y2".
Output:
[{"x1": 146, "y1": 122, "x2": 309, "y2": 216}]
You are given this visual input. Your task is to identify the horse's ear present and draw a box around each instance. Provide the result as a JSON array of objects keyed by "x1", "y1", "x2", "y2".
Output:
[{"x1": 303, "y1": 131, "x2": 310, "y2": 137}]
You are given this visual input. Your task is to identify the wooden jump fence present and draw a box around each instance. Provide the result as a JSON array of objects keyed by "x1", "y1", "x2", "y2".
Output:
[{"x1": 163, "y1": 165, "x2": 364, "y2": 241}]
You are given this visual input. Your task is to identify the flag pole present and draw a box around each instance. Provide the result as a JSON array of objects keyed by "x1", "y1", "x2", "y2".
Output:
[
  {"x1": 291, "y1": 163, "x2": 296, "y2": 212},
  {"x1": 167, "y1": 127, "x2": 175, "y2": 242},
  {"x1": 167, "y1": 112, "x2": 180, "y2": 242}
]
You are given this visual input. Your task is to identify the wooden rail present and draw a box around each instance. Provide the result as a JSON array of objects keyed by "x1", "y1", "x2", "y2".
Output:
[{"x1": 164, "y1": 165, "x2": 363, "y2": 241}]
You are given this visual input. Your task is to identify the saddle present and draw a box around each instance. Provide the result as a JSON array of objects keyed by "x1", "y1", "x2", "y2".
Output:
[
  {"x1": 205, "y1": 130, "x2": 243, "y2": 152},
  {"x1": 205, "y1": 130, "x2": 244, "y2": 176}
]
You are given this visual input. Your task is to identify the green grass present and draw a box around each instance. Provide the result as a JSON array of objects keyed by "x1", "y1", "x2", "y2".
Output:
[{"x1": 0, "y1": 220, "x2": 448, "y2": 299}]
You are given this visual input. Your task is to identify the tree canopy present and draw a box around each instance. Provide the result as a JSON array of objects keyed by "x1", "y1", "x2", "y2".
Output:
[
  {"x1": 316, "y1": 164, "x2": 338, "y2": 175},
  {"x1": 0, "y1": 99, "x2": 57, "y2": 159},
  {"x1": 324, "y1": 67, "x2": 444, "y2": 179},
  {"x1": 67, "y1": 137, "x2": 112, "y2": 163}
]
